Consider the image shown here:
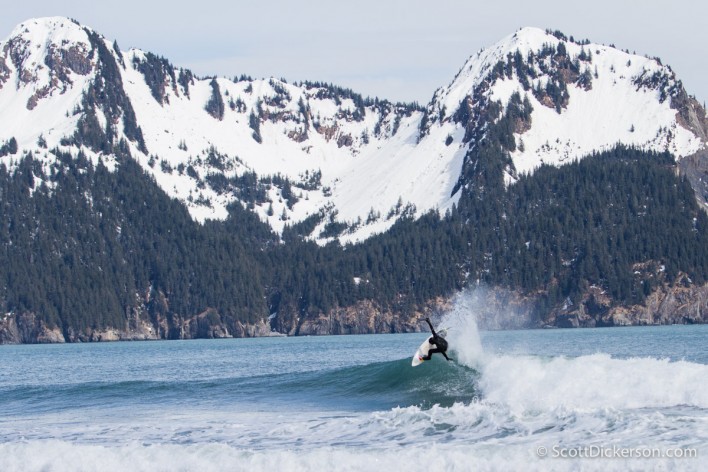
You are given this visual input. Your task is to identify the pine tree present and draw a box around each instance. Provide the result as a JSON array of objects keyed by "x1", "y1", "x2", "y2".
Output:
[
  {"x1": 205, "y1": 78, "x2": 225, "y2": 120},
  {"x1": 249, "y1": 111, "x2": 262, "y2": 143}
]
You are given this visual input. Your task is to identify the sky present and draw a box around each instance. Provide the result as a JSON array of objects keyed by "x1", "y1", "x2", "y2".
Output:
[{"x1": 2, "y1": 0, "x2": 706, "y2": 106}]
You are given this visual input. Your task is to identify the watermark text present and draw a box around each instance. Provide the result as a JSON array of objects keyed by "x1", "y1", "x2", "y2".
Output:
[{"x1": 536, "y1": 445, "x2": 697, "y2": 460}]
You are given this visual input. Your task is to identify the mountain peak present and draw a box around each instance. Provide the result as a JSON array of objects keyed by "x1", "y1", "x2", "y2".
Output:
[
  {"x1": 2, "y1": 16, "x2": 97, "y2": 91},
  {"x1": 430, "y1": 27, "x2": 556, "y2": 117},
  {"x1": 6, "y1": 17, "x2": 92, "y2": 46},
  {"x1": 0, "y1": 17, "x2": 105, "y2": 155},
  {"x1": 505, "y1": 26, "x2": 556, "y2": 49},
  {"x1": 423, "y1": 25, "x2": 705, "y2": 184}
]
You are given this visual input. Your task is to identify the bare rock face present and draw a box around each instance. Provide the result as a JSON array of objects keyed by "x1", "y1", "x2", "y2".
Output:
[
  {"x1": 26, "y1": 44, "x2": 93, "y2": 110},
  {"x1": 169, "y1": 309, "x2": 275, "y2": 339},
  {"x1": 2, "y1": 275, "x2": 706, "y2": 344},
  {"x1": 672, "y1": 90, "x2": 708, "y2": 143},
  {"x1": 0, "y1": 55, "x2": 9, "y2": 89},
  {"x1": 605, "y1": 276, "x2": 707, "y2": 326},
  {"x1": 0, "y1": 314, "x2": 22, "y2": 343},
  {"x1": 35, "y1": 325, "x2": 65, "y2": 343},
  {"x1": 672, "y1": 89, "x2": 708, "y2": 210},
  {"x1": 182, "y1": 309, "x2": 232, "y2": 339},
  {"x1": 679, "y1": 150, "x2": 708, "y2": 211},
  {"x1": 232, "y1": 319, "x2": 274, "y2": 338},
  {"x1": 0, "y1": 312, "x2": 65, "y2": 344},
  {"x1": 546, "y1": 274, "x2": 708, "y2": 328},
  {"x1": 294, "y1": 298, "x2": 453, "y2": 336}
]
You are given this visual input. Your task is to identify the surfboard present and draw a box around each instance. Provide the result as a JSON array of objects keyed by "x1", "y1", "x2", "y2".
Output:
[
  {"x1": 412, "y1": 326, "x2": 451, "y2": 366},
  {"x1": 411, "y1": 337, "x2": 432, "y2": 367}
]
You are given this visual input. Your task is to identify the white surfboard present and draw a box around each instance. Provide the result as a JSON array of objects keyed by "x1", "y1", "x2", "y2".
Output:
[
  {"x1": 411, "y1": 326, "x2": 450, "y2": 366},
  {"x1": 411, "y1": 337, "x2": 432, "y2": 367}
]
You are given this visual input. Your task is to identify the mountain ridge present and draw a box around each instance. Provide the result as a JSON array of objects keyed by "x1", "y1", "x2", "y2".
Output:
[{"x1": 1, "y1": 18, "x2": 706, "y2": 244}]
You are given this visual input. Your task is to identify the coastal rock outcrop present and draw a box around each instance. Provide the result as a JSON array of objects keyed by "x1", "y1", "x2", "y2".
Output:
[
  {"x1": 545, "y1": 273, "x2": 708, "y2": 327},
  {"x1": 2, "y1": 277, "x2": 707, "y2": 344},
  {"x1": 0, "y1": 312, "x2": 65, "y2": 344}
]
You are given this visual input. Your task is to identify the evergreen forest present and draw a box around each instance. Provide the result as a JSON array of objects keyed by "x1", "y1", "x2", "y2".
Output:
[{"x1": 2, "y1": 136, "x2": 707, "y2": 337}]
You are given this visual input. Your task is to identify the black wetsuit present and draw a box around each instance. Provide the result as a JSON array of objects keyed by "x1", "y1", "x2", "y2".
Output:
[{"x1": 422, "y1": 318, "x2": 450, "y2": 361}]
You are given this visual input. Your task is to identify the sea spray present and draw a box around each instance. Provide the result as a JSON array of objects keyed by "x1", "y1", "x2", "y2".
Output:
[
  {"x1": 436, "y1": 287, "x2": 708, "y2": 413},
  {"x1": 438, "y1": 287, "x2": 491, "y2": 368}
]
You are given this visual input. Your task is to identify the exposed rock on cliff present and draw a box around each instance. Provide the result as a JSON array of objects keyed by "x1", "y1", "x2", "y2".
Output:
[
  {"x1": 293, "y1": 299, "x2": 448, "y2": 336},
  {"x1": 546, "y1": 273, "x2": 708, "y2": 328},
  {"x1": 2, "y1": 277, "x2": 706, "y2": 344},
  {"x1": 0, "y1": 312, "x2": 65, "y2": 344},
  {"x1": 0, "y1": 306, "x2": 273, "y2": 344}
]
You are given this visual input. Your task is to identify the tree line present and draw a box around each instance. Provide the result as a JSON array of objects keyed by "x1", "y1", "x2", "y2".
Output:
[{"x1": 1, "y1": 141, "x2": 706, "y2": 336}]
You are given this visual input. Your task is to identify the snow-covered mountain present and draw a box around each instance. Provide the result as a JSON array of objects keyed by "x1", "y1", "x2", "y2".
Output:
[{"x1": 1, "y1": 18, "x2": 706, "y2": 243}]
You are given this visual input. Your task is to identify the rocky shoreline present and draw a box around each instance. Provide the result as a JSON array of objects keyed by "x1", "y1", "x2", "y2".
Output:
[{"x1": 1, "y1": 278, "x2": 706, "y2": 344}]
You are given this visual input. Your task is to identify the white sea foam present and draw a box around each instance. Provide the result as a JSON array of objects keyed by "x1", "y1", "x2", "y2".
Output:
[
  {"x1": 479, "y1": 353, "x2": 708, "y2": 412},
  {"x1": 0, "y1": 438, "x2": 704, "y2": 472},
  {"x1": 440, "y1": 288, "x2": 708, "y2": 412}
]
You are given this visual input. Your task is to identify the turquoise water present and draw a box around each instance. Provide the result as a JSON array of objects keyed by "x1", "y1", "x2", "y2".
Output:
[
  {"x1": 481, "y1": 324, "x2": 708, "y2": 362},
  {"x1": 0, "y1": 322, "x2": 706, "y2": 471}
]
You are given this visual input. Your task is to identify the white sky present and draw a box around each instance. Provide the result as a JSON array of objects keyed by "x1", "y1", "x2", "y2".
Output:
[{"x1": 2, "y1": 0, "x2": 706, "y2": 106}]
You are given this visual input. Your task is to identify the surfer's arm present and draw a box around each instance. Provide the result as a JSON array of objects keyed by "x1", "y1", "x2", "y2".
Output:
[
  {"x1": 424, "y1": 317, "x2": 437, "y2": 336},
  {"x1": 442, "y1": 351, "x2": 451, "y2": 361}
]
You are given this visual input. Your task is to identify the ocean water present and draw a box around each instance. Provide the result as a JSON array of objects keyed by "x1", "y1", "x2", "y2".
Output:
[{"x1": 0, "y1": 316, "x2": 706, "y2": 471}]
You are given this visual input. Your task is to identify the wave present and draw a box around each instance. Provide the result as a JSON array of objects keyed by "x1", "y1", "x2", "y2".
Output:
[
  {"x1": 0, "y1": 379, "x2": 228, "y2": 415},
  {"x1": 288, "y1": 356, "x2": 480, "y2": 410},
  {"x1": 430, "y1": 293, "x2": 708, "y2": 412},
  {"x1": 0, "y1": 356, "x2": 478, "y2": 416},
  {"x1": 4, "y1": 336, "x2": 706, "y2": 417},
  {"x1": 478, "y1": 353, "x2": 708, "y2": 412},
  {"x1": 2, "y1": 309, "x2": 707, "y2": 472}
]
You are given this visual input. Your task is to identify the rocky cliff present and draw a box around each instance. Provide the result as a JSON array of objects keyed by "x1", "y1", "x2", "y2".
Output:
[
  {"x1": 2, "y1": 279, "x2": 705, "y2": 344},
  {"x1": 547, "y1": 273, "x2": 707, "y2": 328}
]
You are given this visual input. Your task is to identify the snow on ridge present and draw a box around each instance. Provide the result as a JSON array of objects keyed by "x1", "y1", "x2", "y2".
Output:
[
  {"x1": 4, "y1": 17, "x2": 91, "y2": 44},
  {"x1": 120, "y1": 53, "x2": 461, "y2": 242},
  {"x1": 434, "y1": 27, "x2": 551, "y2": 113},
  {"x1": 0, "y1": 17, "x2": 95, "y2": 158},
  {"x1": 499, "y1": 51, "x2": 702, "y2": 179},
  {"x1": 0, "y1": 17, "x2": 462, "y2": 243},
  {"x1": 1, "y1": 19, "x2": 706, "y2": 244},
  {"x1": 427, "y1": 26, "x2": 704, "y2": 183}
]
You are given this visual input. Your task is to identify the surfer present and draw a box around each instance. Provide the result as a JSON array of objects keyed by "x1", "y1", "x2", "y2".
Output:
[{"x1": 422, "y1": 317, "x2": 450, "y2": 361}]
